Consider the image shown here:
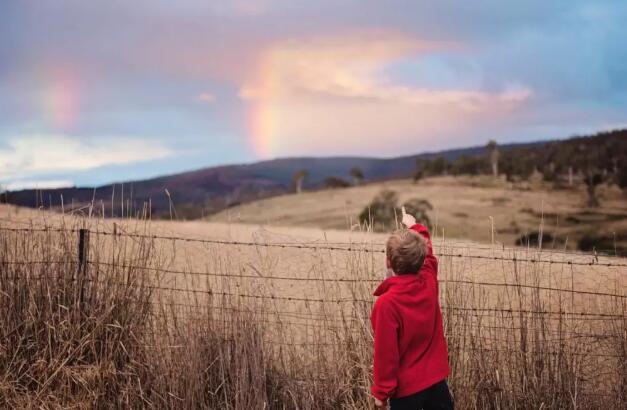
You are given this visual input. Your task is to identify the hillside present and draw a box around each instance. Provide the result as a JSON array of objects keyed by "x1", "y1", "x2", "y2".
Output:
[
  {"x1": 207, "y1": 175, "x2": 627, "y2": 252},
  {"x1": 0, "y1": 142, "x2": 538, "y2": 218},
  {"x1": 3, "y1": 129, "x2": 625, "y2": 220}
]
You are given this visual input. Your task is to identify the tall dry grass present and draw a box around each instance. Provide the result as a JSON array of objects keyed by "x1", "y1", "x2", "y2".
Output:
[{"x1": 0, "y1": 221, "x2": 625, "y2": 409}]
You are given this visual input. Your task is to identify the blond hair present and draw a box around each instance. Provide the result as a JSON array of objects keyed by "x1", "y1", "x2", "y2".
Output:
[{"x1": 386, "y1": 229, "x2": 428, "y2": 275}]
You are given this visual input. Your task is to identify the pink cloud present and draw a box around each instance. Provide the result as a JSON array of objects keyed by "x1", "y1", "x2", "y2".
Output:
[
  {"x1": 197, "y1": 92, "x2": 216, "y2": 103},
  {"x1": 240, "y1": 30, "x2": 533, "y2": 157}
]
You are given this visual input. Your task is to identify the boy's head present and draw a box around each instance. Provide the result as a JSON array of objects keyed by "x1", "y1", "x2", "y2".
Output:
[{"x1": 386, "y1": 229, "x2": 428, "y2": 275}]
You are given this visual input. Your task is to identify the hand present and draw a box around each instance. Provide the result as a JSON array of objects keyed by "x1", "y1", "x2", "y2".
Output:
[
  {"x1": 374, "y1": 397, "x2": 386, "y2": 408},
  {"x1": 401, "y1": 206, "x2": 416, "y2": 228}
]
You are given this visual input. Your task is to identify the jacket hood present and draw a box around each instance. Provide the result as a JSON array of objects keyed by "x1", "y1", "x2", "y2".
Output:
[{"x1": 373, "y1": 273, "x2": 422, "y2": 296}]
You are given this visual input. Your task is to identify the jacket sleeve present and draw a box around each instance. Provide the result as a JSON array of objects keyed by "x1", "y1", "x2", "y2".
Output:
[
  {"x1": 410, "y1": 223, "x2": 438, "y2": 279},
  {"x1": 371, "y1": 298, "x2": 400, "y2": 401}
]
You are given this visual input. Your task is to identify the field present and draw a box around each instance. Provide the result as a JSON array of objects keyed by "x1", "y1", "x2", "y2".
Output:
[
  {"x1": 208, "y1": 176, "x2": 627, "y2": 252},
  {"x1": 0, "y1": 202, "x2": 626, "y2": 409}
]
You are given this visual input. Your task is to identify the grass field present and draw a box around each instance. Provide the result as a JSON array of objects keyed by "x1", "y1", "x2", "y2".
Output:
[
  {"x1": 1, "y1": 203, "x2": 626, "y2": 409},
  {"x1": 208, "y1": 176, "x2": 627, "y2": 252}
]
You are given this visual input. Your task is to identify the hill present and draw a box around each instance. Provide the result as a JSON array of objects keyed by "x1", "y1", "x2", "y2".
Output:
[
  {"x1": 0, "y1": 142, "x2": 537, "y2": 218},
  {"x1": 2, "y1": 129, "x2": 625, "y2": 219},
  {"x1": 207, "y1": 175, "x2": 627, "y2": 252}
]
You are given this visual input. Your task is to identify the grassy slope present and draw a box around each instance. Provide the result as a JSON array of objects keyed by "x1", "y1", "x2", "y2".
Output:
[{"x1": 207, "y1": 175, "x2": 627, "y2": 249}]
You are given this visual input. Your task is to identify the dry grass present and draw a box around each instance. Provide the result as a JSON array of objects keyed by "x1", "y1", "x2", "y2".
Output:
[
  {"x1": 0, "y1": 206, "x2": 625, "y2": 409},
  {"x1": 208, "y1": 176, "x2": 627, "y2": 249}
]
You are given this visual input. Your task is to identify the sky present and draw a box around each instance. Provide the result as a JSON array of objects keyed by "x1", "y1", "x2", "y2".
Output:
[{"x1": 1, "y1": 0, "x2": 626, "y2": 190}]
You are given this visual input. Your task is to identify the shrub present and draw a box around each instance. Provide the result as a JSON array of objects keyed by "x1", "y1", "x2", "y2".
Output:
[
  {"x1": 324, "y1": 176, "x2": 351, "y2": 189},
  {"x1": 358, "y1": 190, "x2": 399, "y2": 231},
  {"x1": 359, "y1": 191, "x2": 433, "y2": 231},
  {"x1": 578, "y1": 231, "x2": 627, "y2": 255},
  {"x1": 402, "y1": 198, "x2": 433, "y2": 228},
  {"x1": 515, "y1": 231, "x2": 562, "y2": 248}
]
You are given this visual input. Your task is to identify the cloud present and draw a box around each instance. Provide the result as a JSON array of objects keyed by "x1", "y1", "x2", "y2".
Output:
[
  {"x1": 240, "y1": 31, "x2": 533, "y2": 107},
  {"x1": 3, "y1": 180, "x2": 75, "y2": 191},
  {"x1": 0, "y1": 135, "x2": 172, "y2": 181},
  {"x1": 240, "y1": 31, "x2": 534, "y2": 156},
  {"x1": 197, "y1": 92, "x2": 216, "y2": 103}
]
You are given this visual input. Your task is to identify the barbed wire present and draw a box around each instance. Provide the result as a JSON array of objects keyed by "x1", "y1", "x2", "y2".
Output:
[
  {"x1": 91, "y1": 260, "x2": 627, "y2": 298},
  {"x1": 3, "y1": 261, "x2": 626, "y2": 307},
  {"x1": 92, "y1": 229, "x2": 627, "y2": 267},
  {"x1": 2, "y1": 226, "x2": 626, "y2": 267},
  {"x1": 5, "y1": 259, "x2": 622, "y2": 299}
]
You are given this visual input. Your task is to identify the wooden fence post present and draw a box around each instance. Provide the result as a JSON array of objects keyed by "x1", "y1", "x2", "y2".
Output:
[{"x1": 78, "y1": 228, "x2": 90, "y2": 307}]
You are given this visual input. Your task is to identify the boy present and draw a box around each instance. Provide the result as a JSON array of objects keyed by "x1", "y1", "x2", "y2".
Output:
[{"x1": 371, "y1": 207, "x2": 453, "y2": 409}]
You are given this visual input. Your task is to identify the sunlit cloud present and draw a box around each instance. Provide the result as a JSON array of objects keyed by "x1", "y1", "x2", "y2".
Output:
[
  {"x1": 197, "y1": 92, "x2": 216, "y2": 103},
  {"x1": 0, "y1": 135, "x2": 173, "y2": 180},
  {"x1": 240, "y1": 31, "x2": 533, "y2": 157},
  {"x1": 3, "y1": 180, "x2": 75, "y2": 191}
]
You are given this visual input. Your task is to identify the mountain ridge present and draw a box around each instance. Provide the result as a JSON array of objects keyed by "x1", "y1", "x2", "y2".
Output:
[{"x1": 0, "y1": 136, "x2": 596, "y2": 217}]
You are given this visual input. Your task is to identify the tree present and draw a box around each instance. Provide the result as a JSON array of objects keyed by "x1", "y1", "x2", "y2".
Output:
[
  {"x1": 486, "y1": 140, "x2": 499, "y2": 177},
  {"x1": 292, "y1": 169, "x2": 309, "y2": 194},
  {"x1": 573, "y1": 142, "x2": 610, "y2": 207},
  {"x1": 414, "y1": 158, "x2": 431, "y2": 182},
  {"x1": 413, "y1": 170, "x2": 424, "y2": 183},
  {"x1": 617, "y1": 158, "x2": 627, "y2": 194},
  {"x1": 450, "y1": 155, "x2": 485, "y2": 176},
  {"x1": 431, "y1": 156, "x2": 448, "y2": 176},
  {"x1": 349, "y1": 167, "x2": 365, "y2": 185},
  {"x1": 324, "y1": 176, "x2": 351, "y2": 189},
  {"x1": 583, "y1": 171, "x2": 604, "y2": 207}
]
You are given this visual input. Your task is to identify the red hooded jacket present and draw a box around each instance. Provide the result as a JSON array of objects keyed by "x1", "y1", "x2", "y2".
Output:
[{"x1": 371, "y1": 223, "x2": 449, "y2": 401}]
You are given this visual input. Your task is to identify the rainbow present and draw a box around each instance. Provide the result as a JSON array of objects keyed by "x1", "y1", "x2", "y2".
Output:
[
  {"x1": 41, "y1": 67, "x2": 80, "y2": 130},
  {"x1": 246, "y1": 51, "x2": 281, "y2": 158}
]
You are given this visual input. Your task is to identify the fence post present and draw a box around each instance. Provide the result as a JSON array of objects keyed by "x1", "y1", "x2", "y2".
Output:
[{"x1": 78, "y1": 228, "x2": 90, "y2": 308}]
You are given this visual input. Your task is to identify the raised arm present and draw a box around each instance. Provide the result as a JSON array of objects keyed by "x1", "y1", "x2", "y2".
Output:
[
  {"x1": 408, "y1": 223, "x2": 433, "y2": 255},
  {"x1": 402, "y1": 207, "x2": 437, "y2": 278},
  {"x1": 410, "y1": 223, "x2": 437, "y2": 278}
]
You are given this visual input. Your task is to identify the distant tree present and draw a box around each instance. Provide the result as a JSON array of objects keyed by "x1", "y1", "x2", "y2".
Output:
[
  {"x1": 617, "y1": 159, "x2": 627, "y2": 194},
  {"x1": 575, "y1": 143, "x2": 608, "y2": 207},
  {"x1": 431, "y1": 156, "x2": 448, "y2": 176},
  {"x1": 486, "y1": 140, "x2": 499, "y2": 177},
  {"x1": 584, "y1": 171, "x2": 604, "y2": 207},
  {"x1": 450, "y1": 155, "x2": 485, "y2": 176},
  {"x1": 414, "y1": 158, "x2": 431, "y2": 182},
  {"x1": 413, "y1": 170, "x2": 424, "y2": 183},
  {"x1": 324, "y1": 176, "x2": 351, "y2": 189},
  {"x1": 499, "y1": 147, "x2": 536, "y2": 181},
  {"x1": 349, "y1": 167, "x2": 365, "y2": 185},
  {"x1": 292, "y1": 169, "x2": 309, "y2": 194},
  {"x1": 568, "y1": 166, "x2": 574, "y2": 187},
  {"x1": 542, "y1": 161, "x2": 560, "y2": 185},
  {"x1": 402, "y1": 198, "x2": 433, "y2": 227}
]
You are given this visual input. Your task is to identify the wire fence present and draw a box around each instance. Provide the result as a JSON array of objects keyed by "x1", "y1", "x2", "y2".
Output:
[
  {"x1": 2, "y1": 222, "x2": 626, "y2": 406},
  {"x1": 1, "y1": 226, "x2": 627, "y2": 267},
  {"x1": 2, "y1": 226, "x2": 625, "y2": 329},
  {"x1": 2, "y1": 228, "x2": 625, "y2": 316}
]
